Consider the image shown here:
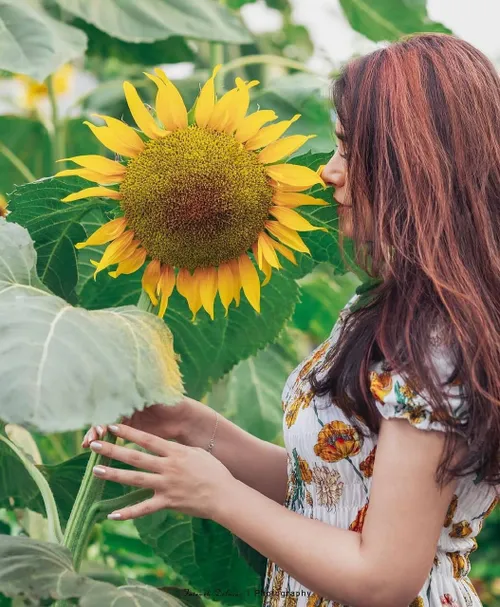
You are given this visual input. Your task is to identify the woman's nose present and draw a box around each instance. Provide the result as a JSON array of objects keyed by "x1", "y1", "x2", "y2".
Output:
[{"x1": 321, "y1": 154, "x2": 346, "y2": 188}]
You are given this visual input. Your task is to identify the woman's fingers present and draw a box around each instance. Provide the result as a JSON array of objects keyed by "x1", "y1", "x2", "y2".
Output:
[
  {"x1": 92, "y1": 463, "x2": 162, "y2": 489},
  {"x1": 107, "y1": 496, "x2": 163, "y2": 521},
  {"x1": 89, "y1": 439, "x2": 165, "y2": 473},
  {"x1": 107, "y1": 423, "x2": 176, "y2": 457},
  {"x1": 81, "y1": 425, "x2": 107, "y2": 447}
]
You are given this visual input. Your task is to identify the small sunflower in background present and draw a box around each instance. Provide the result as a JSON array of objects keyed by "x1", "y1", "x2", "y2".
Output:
[
  {"x1": 16, "y1": 64, "x2": 73, "y2": 111},
  {"x1": 56, "y1": 65, "x2": 328, "y2": 320}
]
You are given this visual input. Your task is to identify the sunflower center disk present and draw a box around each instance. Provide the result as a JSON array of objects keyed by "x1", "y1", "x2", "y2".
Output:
[{"x1": 119, "y1": 125, "x2": 273, "y2": 271}]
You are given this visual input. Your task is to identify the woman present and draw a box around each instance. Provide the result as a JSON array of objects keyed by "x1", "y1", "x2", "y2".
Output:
[{"x1": 82, "y1": 33, "x2": 499, "y2": 607}]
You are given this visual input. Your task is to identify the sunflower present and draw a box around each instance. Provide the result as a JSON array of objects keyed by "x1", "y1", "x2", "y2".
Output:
[{"x1": 55, "y1": 65, "x2": 327, "y2": 319}]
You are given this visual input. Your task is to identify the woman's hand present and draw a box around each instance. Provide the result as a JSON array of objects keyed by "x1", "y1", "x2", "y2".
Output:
[
  {"x1": 88, "y1": 423, "x2": 236, "y2": 520},
  {"x1": 81, "y1": 399, "x2": 196, "y2": 448}
]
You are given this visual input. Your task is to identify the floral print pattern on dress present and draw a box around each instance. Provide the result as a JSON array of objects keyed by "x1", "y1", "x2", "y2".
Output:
[
  {"x1": 313, "y1": 421, "x2": 363, "y2": 463},
  {"x1": 349, "y1": 502, "x2": 369, "y2": 533}
]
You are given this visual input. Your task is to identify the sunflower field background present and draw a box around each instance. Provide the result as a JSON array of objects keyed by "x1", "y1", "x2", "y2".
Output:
[{"x1": 0, "y1": 1, "x2": 498, "y2": 606}]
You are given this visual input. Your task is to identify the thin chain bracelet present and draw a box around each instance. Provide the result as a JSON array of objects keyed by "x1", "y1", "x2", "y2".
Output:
[{"x1": 205, "y1": 409, "x2": 219, "y2": 454}]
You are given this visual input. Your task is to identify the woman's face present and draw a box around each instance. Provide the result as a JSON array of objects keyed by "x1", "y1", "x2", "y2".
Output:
[{"x1": 320, "y1": 119, "x2": 354, "y2": 238}]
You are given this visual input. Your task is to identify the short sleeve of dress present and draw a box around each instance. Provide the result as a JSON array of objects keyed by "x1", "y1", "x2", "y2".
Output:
[{"x1": 368, "y1": 346, "x2": 469, "y2": 435}]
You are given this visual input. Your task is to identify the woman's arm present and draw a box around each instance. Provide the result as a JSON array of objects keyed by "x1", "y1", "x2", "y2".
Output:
[
  {"x1": 178, "y1": 398, "x2": 288, "y2": 505},
  {"x1": 212, "y1": 419, "x2": 462, "y2": 607}
]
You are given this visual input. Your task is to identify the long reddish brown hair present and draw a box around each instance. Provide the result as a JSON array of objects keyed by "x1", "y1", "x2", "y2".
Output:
[{"x1": 310, "y1": 33, "x2": 500, "y2": 486}]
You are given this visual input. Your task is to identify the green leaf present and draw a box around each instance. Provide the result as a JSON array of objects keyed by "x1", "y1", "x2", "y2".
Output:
[
  {"x1": 338, "y1": 0, "x2": 452, "y2": 42},
  {"x1": 251, "y1": 74, "x2": 334, "y2": 154},
  {"x1": 55, "y1": 0, "x2": 253, "y2": 44},
  {"x1": 7, "y1": 176, "x2": 114, "y2": 302},
  {"x1": 135, "y1": 512, "x2": 262, "y2": 606},
  {"x1": 0, "y1": 536, "x2": 189, "y2": 606},
  {"x1": 0, "y1": 117, "x2": 51, "y2": 195},
  {"x1": 79, "y1": 266, "x2": 299, "y2": 399},
  {"x1": 80, "y1": 581, "x2": 188, "y2": 607},
  {"x1": 0, "y1": 220, "x2": 183, "y2": 433},
  {"x1": 0, "y1": 0, "x2": 87, "y2": 82},
  {"x1": 0, "y1": 437, "x2": 42, "y2": 511},
  {"x1": 292, "y1": 271, "x2": 360, "y2": 343},
  {"x1": 83, "y1": 22, "x2": 195, "y2": 65},
  {"x1": 207, "y1": 346, "x2": 292, "y2": 443}
]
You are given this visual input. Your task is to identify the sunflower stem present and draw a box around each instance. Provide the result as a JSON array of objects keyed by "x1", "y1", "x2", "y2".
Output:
[
  {"x1": 137, "y1": 289, "x2": 155, "y2": 313},
  {"x1": 56, "y1": 431, "x2": 118, "y2": 573},
  {"x1": 46, "y1": 74, "x2": 66, "y2": 172}
]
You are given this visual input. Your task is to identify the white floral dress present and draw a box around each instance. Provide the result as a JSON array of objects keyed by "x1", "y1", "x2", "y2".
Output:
[{"x1": 262, "y1": 294, "x2": 498, "y2": 607}]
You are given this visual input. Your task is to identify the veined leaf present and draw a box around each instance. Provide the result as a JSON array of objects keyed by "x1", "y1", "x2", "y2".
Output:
[
  {"x1": 0, "y1": 220, "x2": 183, "y2": 433},
  {"x1": 339, "y1": 0, "x2": 451, "y2": 42},
  {"x1": 0, "y1": 536, "x2": 189, "y2": 606},
  {"x1": 55, "y1": 0, "x2": 253, "y2": 44},
  {"x1": 0, "y1": 0, "x2": 87, "y2": 81}
]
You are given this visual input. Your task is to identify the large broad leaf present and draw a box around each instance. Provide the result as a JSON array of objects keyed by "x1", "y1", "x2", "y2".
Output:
[
  {"x1": 0, "y1": 220, "x2": 183, "y2": 433},
  {"x1": 7, "y1": 176, "x2": 114, "y2": 303},
  {"x1": 0, "y1": 536, "x2": 188, "y2": 606},
  {"x1": 135, "y1": 512, "x2": 262, "y2": 607},
  {"x1": 339, "y1": 0, "x2": 451, "y2": 42},
  {"x1": 55, "y1": 0, "x2": 253, "y2": 44},
  {"x1": 78, "y1": 264, "x2": 299, "y2": 399},
  {"x1": 0, "y1": 0, "x2": 87, "y2": 82},
  {"x1": 250, "y1": 74, "x2": 334, "y2": 154},
  {"x1": 207, "y1": 346, "x2": 291, "y2": 443}
]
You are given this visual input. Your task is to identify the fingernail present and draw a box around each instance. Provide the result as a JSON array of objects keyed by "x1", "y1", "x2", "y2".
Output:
[
  {"x1": 93, "y1": 466, "x2": 106, "y2": 476},
  {"x1": 107, "y1": 512, "x2": 122, "y2": 520},
  {"x1": 109, "y1": 424, "x2": 119, "y2": 433},
  {"x1": 96, "y1": 425, "x2": 104, "y2": 437},
  {"x1": 90, "y1": 441, "x2": 102, "y2": 450}
]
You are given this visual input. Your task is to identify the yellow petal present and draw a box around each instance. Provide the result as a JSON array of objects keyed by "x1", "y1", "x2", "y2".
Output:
[
  {"x1": 157, "y1": 265, "x2": 176, "y2": 318},
  {"x1": 144, "y1": 70, "x2": 188, "y2": 131},
  {"x1": 57, "y1": 155, "x2": 126, "y2": 176},
  {"x1": 142, "y1": 259, "x2": 161, "y2": 307},
  {"x1": 258, "y1": 232, "x2": 281, "y2": 268},
  {"x1": 270, "y1": 206, "x2": 326, "y2": 232},
  {"x1": 84, "y1": 119, "x2": 143, "y2": 158},
  {"x1": 258, "y1": 135, "x2": 315, "y2": 165},
  {"x1": 238, "y1": 254, "x2": 260, "y2": 313},
  {"x1": 195, "y1": 65, "x2": 222, "y2": 128},
  {"x1": 246, "y1": 114, "x2": 301, "y2": 151},
  {"x1": 208, "y1": 77, "x2": 259, "y2": 133},
  {"x1": 267, "y1": 163, "x2": 326, "y2": 188},
  {"x1": 261, "y1": 258, "x2": 273, "y2": 286},
  {"x1": 272, "y1": 240, "x2": 297, "y2": 265},
  {"x1": 93, "y1": 231, "x2": 135, "y2": 278},
  {"x1": 123, "y1": 81, "x2": 166, "y2": 139},
  {"x1": 177, "y1": 268, "x2": 203, "y2": 319},
  {"x1": 75, "y1": 217, "x2": 127, "y2": 249},
  {"x1": 54, "y1": 167, "x2": 123, "y2": 185},
  {"x1": 265, "y1": 220, "x2": 310, "y2": 254},
  {"x1": 196, "y1": 266, "x2": 218, "y2": 320},
  {"x1": 218, "y1": 263, "x2": 234, "y2": 315},
  {"x1": 228, "y1": 259, "x2": 242, "y2": 307},
  {"x1": 252, "y1": 239, "x2": 263, "y2": 270},
  {"x1": 273, "y1": 190, "x2": 328, "y2": 207},
  {"x1": 108, "y1": 247, "x2": 147, "y2": 278},
  {"x1": 271, "y1": 179, "x2": 313, "y2": 193},
  {"x1": 235, "y1": 110, "x2": 277, "y2": 144},
  {"x1": 61, "y1": 187, "x2": 122, "y2": 203}
]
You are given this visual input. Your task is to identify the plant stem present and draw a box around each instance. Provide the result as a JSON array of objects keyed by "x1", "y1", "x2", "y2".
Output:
[
  {"x1": 0, "y1": 141, "x2": 36, "y2": 183},
  {"x1": 210, "y1": 0, "x2": 228, "y2": 95},
  {"x1": 60, "y1": 432, "x2": 118, "y2": 562},
  {"x1": 218, "y1": 54, "x2": 324, "y2": 83},
  {"x1": 0, "y1": 435, "x2": 63, "y2": 544},
  {"x1": 46, "y1": 75, "x2": 66, "y2": 171}
]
